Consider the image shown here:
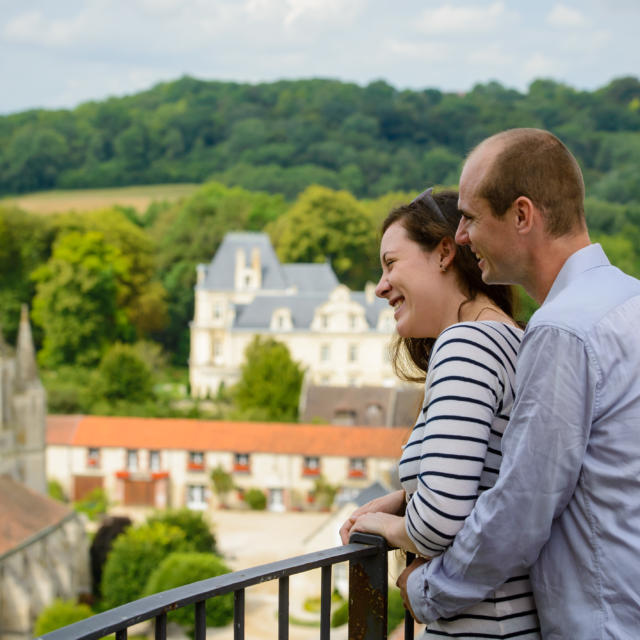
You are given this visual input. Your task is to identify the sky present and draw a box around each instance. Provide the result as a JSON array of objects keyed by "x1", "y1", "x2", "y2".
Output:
[{"x1": 1, "y1": 0, "x2": 638, "y2": 115}]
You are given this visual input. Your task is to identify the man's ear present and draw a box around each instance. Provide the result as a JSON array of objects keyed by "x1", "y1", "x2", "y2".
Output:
[
  {"x1": 512, "y1": 196, "x2": 536, "y2": 235},
  {"x1": 438, "y1": 236, "x2": 457, "y2": 269}
]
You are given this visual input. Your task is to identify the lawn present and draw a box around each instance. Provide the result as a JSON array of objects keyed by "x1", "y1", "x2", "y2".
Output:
[{"x1": 1, "y1": 183, "x2": 199, "y2": 214}]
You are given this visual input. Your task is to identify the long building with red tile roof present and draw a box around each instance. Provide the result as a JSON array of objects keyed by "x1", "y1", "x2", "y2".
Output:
[{"x1": 46, "y1": 415, "x2": 406, "y2": 512}]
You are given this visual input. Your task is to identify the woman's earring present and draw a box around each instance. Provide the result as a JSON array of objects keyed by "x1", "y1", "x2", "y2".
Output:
[{"x1": 440, "y1": 261, "x2": 447, "y2": 272}]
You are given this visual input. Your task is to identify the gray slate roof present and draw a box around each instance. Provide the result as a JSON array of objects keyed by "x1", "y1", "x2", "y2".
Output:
[
  {"x1": 201, "y1": 232, "x2": 287, "y2": 291},
  {"x1": 199, "y1": 232, "x2": 389, "y2": 330},
  {"x1": 199, "y1": 232, "x2": 339, "y2": 292},
  {"x1": 235, "y1": 294, "x2": 329, "y2": 329}
]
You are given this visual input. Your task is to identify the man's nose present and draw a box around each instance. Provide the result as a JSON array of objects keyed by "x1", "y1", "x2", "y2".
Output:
[{"x1": 455, "y1": 218, "x2": 469, "y2": 246}]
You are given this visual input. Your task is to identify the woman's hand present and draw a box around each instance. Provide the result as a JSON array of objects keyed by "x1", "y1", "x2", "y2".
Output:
[
  {"x1": 348, "y1": 512, "x2": 420, "y2": 554},
  {"x1": 339, "y1": 490, "x2": 405, "y2": 544}
]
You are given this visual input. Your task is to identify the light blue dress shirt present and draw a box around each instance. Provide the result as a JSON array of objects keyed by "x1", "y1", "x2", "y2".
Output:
[{"x1": 407, "y1": 244, "x2": 640, "y2": 639}]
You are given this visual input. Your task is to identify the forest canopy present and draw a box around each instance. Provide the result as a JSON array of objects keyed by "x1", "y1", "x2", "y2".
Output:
[{"x1": 1, "y1": 75, "x2": 640, "y2": 203}]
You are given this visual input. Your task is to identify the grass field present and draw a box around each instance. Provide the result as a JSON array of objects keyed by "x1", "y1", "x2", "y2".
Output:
[{"x1": 1, "y1": 183, "x2": 200, "y2": 214}]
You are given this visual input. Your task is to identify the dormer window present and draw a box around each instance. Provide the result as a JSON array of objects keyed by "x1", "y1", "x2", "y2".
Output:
[{"x1": 270, "y1": 308, "x2": 292, "y2": 331}]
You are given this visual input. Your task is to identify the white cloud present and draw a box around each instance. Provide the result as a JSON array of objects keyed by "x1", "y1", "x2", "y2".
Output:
[
  {"x1": 417, "y1": 1, "x2": 507, "y2": 35},
  {"x1": 547, "y1": 4, "x2": 587, "y2": 28},
  {"x1": 523, "y1": 52, "x2": 561, "y2": 79},
  {"x1": 243, "y1": 0, "x2": 366, "y2": 29},
  {"x1": 384, "y1": 38, "x2": 451, "y2": 61}
]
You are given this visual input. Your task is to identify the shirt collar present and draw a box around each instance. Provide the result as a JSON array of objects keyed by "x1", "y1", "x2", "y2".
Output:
[{"x1": 543, "y1": 243, "x2": 610, "y2": 306}]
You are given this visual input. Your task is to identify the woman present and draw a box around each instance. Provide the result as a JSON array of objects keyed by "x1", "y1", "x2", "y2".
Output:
[{"x1": 339, "y1": 188, "x2": 540, "y2": 638}]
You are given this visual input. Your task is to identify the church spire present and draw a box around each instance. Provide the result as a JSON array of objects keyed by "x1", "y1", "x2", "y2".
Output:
[
  {"x1": 0, "y1": 320, "x2": 7, "y2": 356},
  {"x1": 16, "y1": 305, "x2": 38, "y2": 385}
]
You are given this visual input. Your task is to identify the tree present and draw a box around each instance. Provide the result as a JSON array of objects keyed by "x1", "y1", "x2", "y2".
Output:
[
  {"x1": 147, "y1": 508, "x2": 217, "y2": 554},
  {"x1": 31, "y1": 231, "x2": 130, "y2": 367},
  {"x1": 34, "y1": 599, "x2": 93, "y2": 636},
  {"x1": 100, "y1": 521, "x2": 194, "y2": 609},
  {"x1": 150, "y1": 181, "x2": 285, "y2": 361},
  {"x1": 269, "y1": 185, "x2": 377, "y2": 289},
  {"x1": 211, "y1": 465, "x2": 234, "y2": 507},
  {"x1": 310, "y1": 475, "x2": 337, "y2": 510},
  {"x1": 144, "y1": 552, "x2": 233, "y2": 633},
  {"x1": 231, "y1": 336, "x2": 304, "y2": 422},
  {"x1": 96, "y1": 343, "x2": 154, "y2": 403}
]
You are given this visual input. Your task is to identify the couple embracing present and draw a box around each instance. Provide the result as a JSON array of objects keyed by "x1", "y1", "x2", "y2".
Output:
[{"x1": 341, "y1": 128, "x2": 640, "y2": 640}]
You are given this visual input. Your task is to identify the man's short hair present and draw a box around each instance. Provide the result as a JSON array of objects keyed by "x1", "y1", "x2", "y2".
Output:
[{"x1": 477, "y1": 128, "x2": 585, "y2": 236}]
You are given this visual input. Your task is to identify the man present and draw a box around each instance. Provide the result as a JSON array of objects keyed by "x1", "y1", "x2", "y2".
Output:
[{"x1": 398, "y1": 128, "x2": 640, "y2": 638}]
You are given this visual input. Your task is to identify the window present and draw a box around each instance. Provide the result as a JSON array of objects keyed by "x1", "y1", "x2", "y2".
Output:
[
  {"x1": 212, "y1": 340, "x2": 223, "y2": 365},
  {"x1": 213, "y1": 302, "x2": 223, "y2": 320},
  {"x1": 365, "y1": 404, "x2": 384, "y2": 426},
  {"x1": 126, "y1": 449, "x2": 138, "y2": 471},
  {"x1": 187, "y1": 484, "x2": 207, "y2": 510},
  {"x1": 320, "y1": 344, "x2": 330, "y2": 362},
  {"x1": 149, "y1": 450, "x2": 161, "y2": 471},
  {"x1": 188, "y1": 451, "x2": 205, "y2": 471},
  {"x1": 348, "y1": 457, "x2": 367, "y2": 478},
  {"x1": 87, "y1": 447, "x2": 100, "y2": 468},
  {"x1": 349, "y1": 314, "x2": 357, "y2": 329},
  {"x1": 348, "y1": 344, "x2": 358, "y2": 362},
  {"x1": 321, "y1": 314, "x2": 329, "y2": 329},
  {"x1": 234, "y1": 453, "x2": 250, "y2": 473},
  {"x1": 333, "y1": 409, "x2": 356, "y2": 426},
  {"x1": 303, "y1": 456, "x2": 320, "y2": 476}
]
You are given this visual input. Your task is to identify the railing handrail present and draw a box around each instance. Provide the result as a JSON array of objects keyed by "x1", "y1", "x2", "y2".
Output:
[{"x1": 37, "y1": 536, "x2": 387, "y2": 640}]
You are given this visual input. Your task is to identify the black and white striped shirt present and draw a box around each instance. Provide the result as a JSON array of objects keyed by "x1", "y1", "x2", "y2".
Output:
[{"x1": 400, "y1": 322, "x2": 540, "y2": 639}]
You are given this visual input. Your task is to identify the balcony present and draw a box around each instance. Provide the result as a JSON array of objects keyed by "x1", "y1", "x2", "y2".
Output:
[{"x1": 36, "y1": 533, "x2": 415, "y2": 640}]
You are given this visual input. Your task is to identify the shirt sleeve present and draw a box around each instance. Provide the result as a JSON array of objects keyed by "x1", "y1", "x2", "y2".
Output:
[
  {"x1": 404, "y1": 326, "x2": 505, "y2": 557},
  {"x1": 407, "y1": 325, "x2": 598, "y2": 622}
]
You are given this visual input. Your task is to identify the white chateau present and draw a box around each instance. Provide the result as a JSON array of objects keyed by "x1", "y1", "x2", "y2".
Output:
[{"x1": 189, "y1": 232, "x2": 397, "y2": 397}]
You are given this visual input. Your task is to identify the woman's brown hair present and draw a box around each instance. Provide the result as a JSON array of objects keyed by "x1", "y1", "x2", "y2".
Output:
[{"x1": 382, "y1": 189, "x2": 516, "y2": 383}]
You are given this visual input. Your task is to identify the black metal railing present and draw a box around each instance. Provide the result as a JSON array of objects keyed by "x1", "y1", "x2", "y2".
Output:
[{"x1": 38, "y1": 532, "x2": 415, "y2": 640}]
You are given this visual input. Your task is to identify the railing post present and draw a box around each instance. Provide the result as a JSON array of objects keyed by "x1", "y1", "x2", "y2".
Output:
[{"x1": 347, "y1": 533, "x2": 388, "y2": 640}]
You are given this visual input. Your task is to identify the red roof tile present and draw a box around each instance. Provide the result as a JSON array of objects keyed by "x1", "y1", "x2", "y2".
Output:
[
  {"x1": 0, "y1": 475, "x2": 73, "y2": 555},
  {"x1": 46, "y1": 414, "x2": 83, "y2": 445},
  {"x1": 47, "y1": 415, "x2": 409, "y2": 458}
]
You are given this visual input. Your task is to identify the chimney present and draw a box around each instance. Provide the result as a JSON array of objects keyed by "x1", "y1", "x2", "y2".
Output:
[
  {"x1": 234, "y1": 248, "x2": 246, "y2": 290},
  {"x1": 251, "y1": 247, "x2": 262, "y2": 289},
  {"x1": 365, "y1": 281, "x2": 376, "y2": 304},
  {"x1": 196, "y1": 264, "x2": 207, "y2": 285}
]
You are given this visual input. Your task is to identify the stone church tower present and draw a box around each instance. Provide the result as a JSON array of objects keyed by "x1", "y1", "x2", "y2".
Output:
[{"x1": 0, "y1": 305, "x2": 47, "y2": 493}]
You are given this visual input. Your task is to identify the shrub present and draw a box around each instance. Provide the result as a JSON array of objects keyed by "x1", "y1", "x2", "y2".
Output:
[
  {"x1": 146, "y1": 508, "x2": 217, "y2": 554},
  {"x1": 244, "y1": 488, "x2": 266, "y2": 510},
  {"x1": 144, "y1": 552, "x2": 234, "y2": 633},
  {"x1": 34, "y1": 598, "x2": 93, "y2": 636},
  {"x1": 73, "y1": 487, "x2": 110, "y2": 521},
  {"x1": 100, "y1": 521, "x2": 194, "y2": 609},
  {"x1": 330, "y1": 600, "x2": 348, "y2": 628},
  {"x1": 47, "y1": 479, "x2": 66, "y2": 502}
]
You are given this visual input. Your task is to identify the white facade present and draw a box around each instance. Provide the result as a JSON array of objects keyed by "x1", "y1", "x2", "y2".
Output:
[
  {"x1": 46, "y1": 415, "x2": 405, "y2": 513},
  {"x1": 189, "y1": 232, "x2": 396, "y2": 397}
]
